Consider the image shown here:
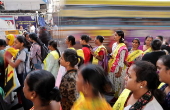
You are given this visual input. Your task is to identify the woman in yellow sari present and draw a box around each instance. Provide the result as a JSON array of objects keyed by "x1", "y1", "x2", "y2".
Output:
[
  {"x1": 142, "y1": 36, "x2": 153, "y2": 54},
  {"x1": 113, "y1": 61, "x2": 164, "y2": 110},
  {"x1": 108, "y1": 30, "x2": 128, "y2": 99},
  {"x1": 91, "y1": 35, "x2": 108, "y2": 72},
  {"x1": 126, "y1": 38, "x2": 143, "y2": 67},
  {"x1": 72, "y1": 64, "x2": 112, "y2": 110}
]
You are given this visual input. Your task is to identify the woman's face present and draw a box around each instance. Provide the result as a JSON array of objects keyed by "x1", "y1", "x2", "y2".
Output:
[
  {"x1": 23, "y1": 77, "x2": 32, "y2": 100},
  {"x1": 132, "y1": 39, "x2": 139, "y2": 49},
  {"x1": 113, "y1": 32, "x2": 121, "y2": 42},
  {"x1": 59, "y1": 53, "x2": 68, "y2": 67},
  {"x1": 156, "y1": 59, "x2": 170, "y2": 83},
  {"x1": 14, "y1": 39, "x2": 23, "y2": 49},
  {"x1": 65, "y1": 37, "x2": 69, "y2": 45},
  {"x1": 94, "y1": 38, "x2": 100, "y2": 45},
  {"x1": 6, "y1": 38, "x2": 9, "y2": 45},
  {"x1": 145, "y1": 37, "x2": 153, "y2": 46},
  {"x1": 124, "y1": 65, "x2": 142, "y2": 91},
  {"x1": 25, "y1": 34, "x2": 30, "y2": 42}
]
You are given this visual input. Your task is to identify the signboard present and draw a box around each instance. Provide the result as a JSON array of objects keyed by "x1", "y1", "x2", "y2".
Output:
[
  {"x1": 14, "y1": 16, "x2": 36, "y2": 30},
  {"x1": 0, "y1": 16, "x2": 15, "y2": 31},
  {"x1": 5, "y1": 30, "x2": 19, "y2": 35}
]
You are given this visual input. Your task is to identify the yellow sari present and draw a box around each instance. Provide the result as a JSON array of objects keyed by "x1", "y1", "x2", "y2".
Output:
[
  {"x1": 143, "y1": 47, "x2": 152, "y2": 55},
  {"x1": 71, "y1": 92, "x2": 112, "y2": 110},
  {"x1": 126, "y1": 49, "x2": 143, "y2": 63}
]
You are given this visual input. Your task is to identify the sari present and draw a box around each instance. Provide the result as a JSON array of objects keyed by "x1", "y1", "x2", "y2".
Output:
[
  {"x1": 92, "y1": 45, "x2": 108, "y2": 72},
  {"x1": 71, "y1": 92, "x2": 112, "y2": 110},
  {"x1": 126, "y1": 49, "x2": 143, "y2": 66},
  {"x1": 108, "y1": 43, "x2": 128, "y2": 98},
  {"x1": 143, "y1": 47, "x2": 152, "y2": 55}
]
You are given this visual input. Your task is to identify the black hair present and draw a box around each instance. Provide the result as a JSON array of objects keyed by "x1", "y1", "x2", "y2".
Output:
[
  {"x1": 81, "y1": 35, "x2": 91, "y2": 43},
  {"x1": 132, "y1": 38, "x2": 140, "y2": 45},
  {"x1": 144, "y1": 36, "x2": 153, "y2": 45},
  {"x1": 158, "y1": 55, "x2": 170, "y2": 70},
  {"x1": 96, "y1": 35, "x2": 104, "y2": 43},
  {"x1": 116, "y1": 30, "x2": 124, "y2": 43},
  {"x1": 80, "y1": 64, "x2": 112, "y2": 95},
  {"x1": 16, "y1": 36, "x2": 30, "y2": 49},
  {"x1": 0, "y1": 39, "x2": 7, "y2": 47},
  {"x1": 26, "y1": 70, "x2": 61, "y2": 105},
  {"x1": 67, "y1": 35, "x2": 76, "y2": 46},
  {"x1": 132, "y1": 61, "x2": 165, "y2": 105},
  {"x1": 157, "y1": 36, "x2": 163, "y2": 42},
  {"x1": 151, "y1": 39, "x2": 162, "y2": 50},
  {"x1": 48, "y1": 40, "x2": 61, "y2": 57},
  {"x1": 63, "y1": 49, "x2": 83, "y2": 68},
  {"x1": 29, "y1": 33, "x2": 43, "y2": 46},
  {"x1": 24, "y1": 32, "x2": 29, "y2": 38}
]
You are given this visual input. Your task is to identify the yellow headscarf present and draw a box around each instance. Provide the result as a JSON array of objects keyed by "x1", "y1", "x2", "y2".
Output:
[{"x1": 6, "y1": 34, "x2": 15, "y2": 46}]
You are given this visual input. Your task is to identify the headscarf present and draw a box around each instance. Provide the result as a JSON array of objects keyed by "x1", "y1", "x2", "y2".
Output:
[
  {"x1": 6, "y1": 34, "x2": 18, "y2": 57},
  {"x1": 6, "y1": 34, "x2": 15, "y2": 46}
]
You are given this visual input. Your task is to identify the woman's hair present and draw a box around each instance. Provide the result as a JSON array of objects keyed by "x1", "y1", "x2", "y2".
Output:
[
  {"x1": 116, "y1": 30, "x2": 124, "y2": 43},
  {"x1": 96, "y1": 35, "x2": 104, "y2": 43},
  {"x1": 29, "y1": 33, "x2": 43, "y2": 46},
  {"x1": 48, "y1": 40, "x2": 61, "y2": 57},
  {"x1": 151, "y1": 39, "x2": 162, "y2": 50},
  {"x1": 144, "y1": 36, "x2": 153, "y2": 45},
  {"x1": 81, "y1": 35, "x2": 91, "y2": 43},
  {"x1": 63, "y1": 49, "x2": 83, "y2": 68},
  {"x1": 67, "y1": 35, "x2": 76, "y2": 46},
  {"x1": 158, "y1": 55, "x2": 170, "y2": 70},
  {"x1": 80, "y1": 64, "x2": 112, "y2": 95},
  {"x1": 132, "y1": 61, "x2": 165, "y2": 104},
  {"x1": 16, "y1": 36, "x2": 30, "y2": 49},
  {"x1": 157, "y1": 36, "x2": 163, "y2": 42},
  {"x1": 132, "y1": 38, "x2": 140, "y2": 45},
  {"x1": 0, "y1": 39, "x2": 7, "y2": 47},
  {"x1": 26, "y1": 70, "x2": 61, "y2": 105},
  {"x1": 24, "y1": 32, "x2": 29, "y2": 38}
]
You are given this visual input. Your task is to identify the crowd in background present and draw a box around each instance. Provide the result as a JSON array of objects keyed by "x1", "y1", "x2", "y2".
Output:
[{"x1": 0, "y1": 29, "x2": 170, "y2": 110}]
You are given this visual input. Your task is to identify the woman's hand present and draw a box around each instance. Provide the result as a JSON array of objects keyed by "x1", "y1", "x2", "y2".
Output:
[{"x1": 115, "y1": 72, "x2": 121, "y2": 78}]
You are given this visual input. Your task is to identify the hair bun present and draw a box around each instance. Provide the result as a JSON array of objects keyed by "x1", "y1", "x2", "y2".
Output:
[{"x1": 49, "y1": 87, "x2": 61, "y2": 102}]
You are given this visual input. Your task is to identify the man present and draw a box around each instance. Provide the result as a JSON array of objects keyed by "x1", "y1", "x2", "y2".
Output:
[{"x1": 30, "y1": 23, "x2": 35, "y2": 33}]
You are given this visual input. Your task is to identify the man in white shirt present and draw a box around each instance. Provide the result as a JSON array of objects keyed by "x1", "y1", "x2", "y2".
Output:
[{"x1": 30, "y1": 23, "x2": 35, "y2": 33}]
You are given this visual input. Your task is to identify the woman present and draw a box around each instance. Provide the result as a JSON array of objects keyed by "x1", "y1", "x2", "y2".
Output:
[
  {"x1": 0, "y1": 39, "x2": 7, "y2": 89},
  {"x1": 23, "y1": 32, "x2": 31, "y2": 51},
  {"x1": 91, "y1": 35, "x2": 108, "y2": 72},
  {"x1": 23, "y1": 70, "x2": 61, "y2": 110},
  {"x1": 126, "y1": 38, "x2": 143, "y2": 67},
  {"x1": 113, "y1": 61, "x2": 164, "y2": 110},
  {"x1": 59, "y1": 49, "x2": 83, "y2": 110},
  {"x1": 29, "y1": 33, "x2": 42, "y2": 69},
  {"x1": 39, "y1": 26, "x2": 52, "y2": 47},
  {"x1": 157, "y1": 55, "x2": 170, "y2": 110},
  {"x1": 7, "y1": 36, "x2": 32, "y2": 110},
  {"x1": 44, "y1": 40, "x2": 60, "y2": 78},
  {"x1": 141, "y1": 36, "x2": 153, "y2": 54},
  {"x1": 108, "y1": 30, "x2": 128, "y2": 99},
  {"x1": 71, "y1": 64, "x2": 112, "y2": 110},
  {"x1": 142, "y1": 39, "x2": 166, "y2": 66},
  {"x1": 65, "y1": 35, "x2": 76, "y2": 50}
]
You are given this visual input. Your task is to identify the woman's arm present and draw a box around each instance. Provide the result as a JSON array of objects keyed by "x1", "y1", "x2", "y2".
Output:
[{"x1": 7, "y1": 58, "x2": 22, "y2": 68}]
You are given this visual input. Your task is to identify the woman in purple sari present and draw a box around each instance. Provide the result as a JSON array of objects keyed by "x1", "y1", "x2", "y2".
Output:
[{"x1": 91, "y1": 35, "x2": 108, "y2": 73}]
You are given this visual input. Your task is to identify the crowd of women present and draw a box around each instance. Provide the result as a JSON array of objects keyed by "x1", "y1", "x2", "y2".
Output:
[{"x1": 0, "y1": 30, "x2": 170, "y2": 110}]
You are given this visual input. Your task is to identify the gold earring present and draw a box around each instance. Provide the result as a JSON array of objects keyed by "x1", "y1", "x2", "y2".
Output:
[
  {"x1": 31, "y1": 96, "x2": 34, "y2": 99},
  {"x1": 83, "y1": 87, "x2": 87, "y2": 95}
]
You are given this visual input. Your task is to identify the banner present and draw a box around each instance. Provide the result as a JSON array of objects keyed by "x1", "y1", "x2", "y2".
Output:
[
  {"x1": 0, "y1": 16, "x2": 15, "y2": 31},
  {"x1": 14, "y1": 16, "x2": 36, "y2": 30}
]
